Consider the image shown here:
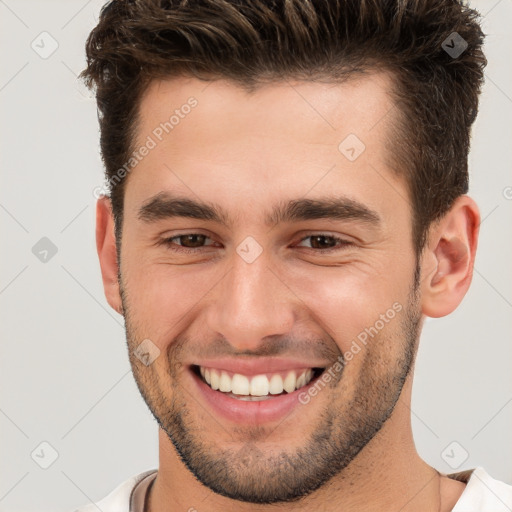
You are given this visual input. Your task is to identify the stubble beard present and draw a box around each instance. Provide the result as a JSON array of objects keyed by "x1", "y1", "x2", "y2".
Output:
[{"x1": 121, "y1": 271, "x2": 422, "y2": 504}]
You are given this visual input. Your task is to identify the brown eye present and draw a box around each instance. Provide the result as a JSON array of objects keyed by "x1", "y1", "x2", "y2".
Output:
[
  {"x1": 297, "y1": 234, "x2": 352, "y2": 250},
  {"x1": 308, "y1": 235, "x2": 338, "y2": 249},
  {"x1": 160, "y1": 233, "x2": 217, "y2": 252},
  {"x1": 177, "y1": 234, "x2": 207, "y2": 248}
]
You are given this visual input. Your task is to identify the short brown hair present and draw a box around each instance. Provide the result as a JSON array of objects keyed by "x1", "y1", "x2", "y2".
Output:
[{"x1": 81, "y1": 0, "x2": 487, "y2": 257}]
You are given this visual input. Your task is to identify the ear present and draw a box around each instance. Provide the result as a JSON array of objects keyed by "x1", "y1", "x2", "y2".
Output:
[
  {"x1": 96, "y1": 196, "x2": 123, "y2": 315},
  {"x1": 420, "y1": 195, "x2": 480, "y2": 318}
]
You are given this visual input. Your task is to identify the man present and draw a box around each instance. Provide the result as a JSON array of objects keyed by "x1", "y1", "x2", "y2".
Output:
[{"x1": 75, "y1": 0, "x2": 511, "y2": 511}]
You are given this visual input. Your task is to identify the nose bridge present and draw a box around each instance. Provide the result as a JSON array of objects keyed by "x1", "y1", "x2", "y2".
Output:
[{"x1": 206, "y1": 253, "x2": 294, "y2": 350}]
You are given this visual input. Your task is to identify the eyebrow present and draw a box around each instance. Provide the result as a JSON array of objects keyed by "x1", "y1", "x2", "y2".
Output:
[{"x1": 137, "y1": 192, "x2": 381, "y2": 228}]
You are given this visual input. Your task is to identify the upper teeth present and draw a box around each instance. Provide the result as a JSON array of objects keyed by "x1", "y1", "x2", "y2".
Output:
[{"x1": 199, "y1": 366, "x2": 315, "y2": 396}]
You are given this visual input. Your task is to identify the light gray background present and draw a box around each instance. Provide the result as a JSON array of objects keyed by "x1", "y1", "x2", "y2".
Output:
[{"x1": 0, "y1": 1, "x2": 511, "y2": 511}]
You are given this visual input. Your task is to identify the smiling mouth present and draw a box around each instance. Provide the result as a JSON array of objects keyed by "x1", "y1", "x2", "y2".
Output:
[{"x1": 192, "y1": 365, "x2": 325, "y2": 401}]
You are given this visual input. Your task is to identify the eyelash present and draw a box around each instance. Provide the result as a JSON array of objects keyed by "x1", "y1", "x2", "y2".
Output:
[{"x1": 158, "y1": 233, "x2": 353, "y2": 254}]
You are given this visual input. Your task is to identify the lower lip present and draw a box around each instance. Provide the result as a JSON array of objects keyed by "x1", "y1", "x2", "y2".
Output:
[{"x1": 188, "y1": 367, "x2": 320, "y2": 424}]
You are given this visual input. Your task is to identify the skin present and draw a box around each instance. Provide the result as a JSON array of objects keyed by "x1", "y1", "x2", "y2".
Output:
[{"x1": 96, "y1": 73, "x2": 479, "y2": 511}]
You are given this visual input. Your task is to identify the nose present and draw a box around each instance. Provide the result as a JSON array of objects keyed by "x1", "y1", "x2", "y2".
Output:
[{"x1": 205, "y1": 251, "x2": 295, "y2": 352}]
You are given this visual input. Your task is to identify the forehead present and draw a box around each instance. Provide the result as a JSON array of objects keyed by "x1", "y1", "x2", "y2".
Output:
[
  {"x1": 137, "y1": 72, "x2": 396, "y2": 145},
  {"x1": 124, "y1": 72, "x2": 406, "y2": 225}
]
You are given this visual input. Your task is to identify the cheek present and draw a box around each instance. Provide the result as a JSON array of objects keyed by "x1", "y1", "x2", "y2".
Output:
[
  {"x1": 282, "y1": 264, "x2": 407, "y2": 355},
  {"x1": 123, "y1": 243, "x2": 414, "y2": 362},
  {"x1": 123, "y1": 258, "x2": 222, "y2": 335}
]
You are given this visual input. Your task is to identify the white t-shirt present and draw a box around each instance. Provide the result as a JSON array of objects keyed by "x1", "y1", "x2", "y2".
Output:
[{"x1": 72, "y1": 466, "x2": 512, "y2": 512}]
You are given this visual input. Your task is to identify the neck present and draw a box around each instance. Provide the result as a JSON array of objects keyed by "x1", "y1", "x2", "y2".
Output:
[{"x1": 146, "y1": 376, "x2": 463, "y2": 512}]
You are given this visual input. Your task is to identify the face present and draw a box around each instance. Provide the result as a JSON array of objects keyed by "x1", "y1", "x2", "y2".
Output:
[{"x1": 117, "y1": 74, "x2": 423, "y2": 503}]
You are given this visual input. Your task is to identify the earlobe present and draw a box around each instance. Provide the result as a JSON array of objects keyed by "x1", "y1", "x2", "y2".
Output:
[
  {"x1": 421, "y1": 196, "x2": 480, "y2": 318},
  {"x1": 96, "y1": 196, "x2": 123, "y2": 315}
]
